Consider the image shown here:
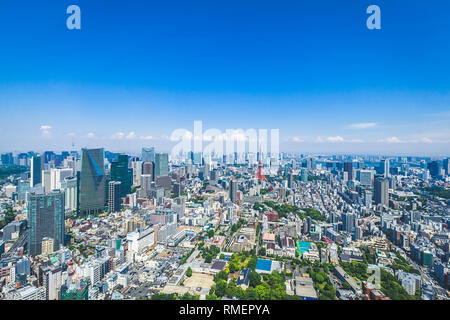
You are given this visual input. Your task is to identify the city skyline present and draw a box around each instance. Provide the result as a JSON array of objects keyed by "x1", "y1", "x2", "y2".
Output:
[{"x1": 1, "y1": 1, "x2": 450, "y2": 155}]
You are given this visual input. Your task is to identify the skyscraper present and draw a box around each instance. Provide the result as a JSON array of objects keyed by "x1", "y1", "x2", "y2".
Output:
[
  {"x1": 427, "y1": 160, "x2": 441, "y2": 178},
  {"x1": 110, "y1": 154, "x2": 132, "y2": 197},
  {"x1": 344, "y1": 162, "x2": 353, "y2": 181},
  {"x1": 229, "y1": 178, "x2": 238, "y2": 203},
  {"x1": 358, "y1": 170, "x2": 373, "y2": 186},
  {"x1": 141, "y1": 147, "x2": 155, "y2": 163},
  {"x1": 61, "y1": 174, "x2": 79, "y2": 215},
  {"x1": 108, "y1": 181, "x2": 121, "y2": 213},
  {"x1": 374, "y1": 175, "x2": 389, "y2": 208},
  {"x1": 342, "y1": 212, "x2": 355, "y2": 233},
  {"x1": 154, "y1": 153, "x2": 169, "y2": 178},
  {"x1": 381, "y1": 159, "x2": 390, "y2": 178},
  {"x1": 142, "y1": 161, "x2": 154, "y2": 179},
  {"x1": 444, "y1": 158, "x2": 450, "y2": 176},
  {"x1": 300, "y1": 168, "x2": 308, "y2": 182},
  {"x1": 79, "y1": 148, "x2": 105, "y2": 216},
  {"x1": 27, "y1": 190, "x2": 65, "y2": 256},
  {"x1": 30, "y1": 155, "x2": 43, "y2": 187}
]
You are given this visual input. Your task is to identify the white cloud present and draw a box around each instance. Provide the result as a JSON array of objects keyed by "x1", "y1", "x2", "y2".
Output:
[
  {"x1": 386, "y1": 136, "x2": 403, "y2": 143},
  {"x1": 86, "y1": 132, "x2": 95, "y2": 139},
  {"x1": 40, "y1": 125, "x2": 52, "y2": 137},
  {"x1": 411, "y1": 137, "x2": 433, "y2": 143},
  {"x1": 348, "y1": 122, "x2": 377, "y2": 129},
  {"x1": 126, "y1": 132, "x2": 137, "y2": 140},
  {"x1": 67, "y1": 132, "x2": 76, "y2": 137},
  {"x1": 291, "y1": 136, "x2": 304, "y2": 143},
  {"x1": 327, "y1": 136, "x2": 345, "y2": 143},
  {"x1": 140, "y1": 135, "x2": 154, "y2": 140},
  {"x1": 350, "y1": 139, "x2": 364, "y2": 143},
  {"x1": 111, "y1": 132, "x2": 125, "y2": 140},
  {"x1": 315, "y1": 136, "x2": 325, "y2": 143}
]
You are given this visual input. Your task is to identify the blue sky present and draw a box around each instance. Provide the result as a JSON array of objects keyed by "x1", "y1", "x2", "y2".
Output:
[{"x1": 0, "y1": 0, "x2": 449, "y2": 156}]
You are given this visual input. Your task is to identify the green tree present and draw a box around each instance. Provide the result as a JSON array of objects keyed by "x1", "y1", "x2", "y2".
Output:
[
  {"x1": 214, "y1": 270, "x2": 229, "y2": 282},
  {"x1": 249, "y1": 271, "x2": 261, "y2": 287},
  {"x1": 186, "y1": 267, "x2": 192, "y2": 277},
  {"x1": 215, "y1": 280, "x2": 227, "y2": 297}
]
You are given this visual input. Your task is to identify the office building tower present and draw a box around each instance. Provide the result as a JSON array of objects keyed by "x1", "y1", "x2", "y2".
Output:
[
  {"x1": 288, "y1": 173, "x2": 295, "y2": 188},
  {"x1": 17, "y1": 180, "x2": 30, "y2": 202},
  {"x1": 363, "y1": 189, "x2": 373, "y2": 207},
  {"x1": 141, "y1": 147, "x2": 155, "y2": 163},
  {"x1": 42, "y1": 168, "x2": 74, "y2": 192},
  {"x1": 154, "y1": 153, "x2": 169, "y2": 178},
  {"x1": 27, "y1": 190, "x2": 65, "y2": 256},
  {"x1": 358, "y1": 170, "x2": 373, "y2": 186},
  {"x1": 374, "y1": 175, "x2": 389, "y2": 208},
  {"x1": 108, "y1": 181, "x2": 122, "y2": 213},
  {"x1": 140, "y1": 174, "x2": 153, "y2": 197},
  {"x1": 42, "y1": 169, "x2": 52, "y2": 193},
  {"x1": 132, "y1": 160, "x2": 143, "y2": 186},
  {"x1": 79, "y1": 148, "x2": 105, "y2": 216},
  {"x1": 344, "y1": 162, "x2": 353, "y2": 181},
  {"x1": 300, "y1": 168, "x2": 308, "y2": 182},
  {"x1": 427, "y1": 160, "x2": 441, "y2": 178},
  {"x1": 142, "y1": 161, "x2": 154, "y2": 179},
  {"x1": 381, "y1": 159, "x2": 390, "y2": 178},
  {"x1": 342, "y1": 212, "x2": 355, "y2": 233},
  {"x1": 61, "y1": 175, "x2": 79, "y2": 215},
  {"x1": 110, "y1": 154, "x2": 132, "y2": 197},
  {"x1": 443, "y1": 158, "x2": 450, "y2": 176},
  {"x1": 31, "y1": 155, "x2": 43, "y2": 187},
  {"x1": 43, "y1": 151, "x2": 55, "y2": 164},
  {"x1": 1, "y1": 152, "x2": 13, "y2": 165},
  {"x1": 229, "y1": 178, "x2": 238, "y2": 203}
]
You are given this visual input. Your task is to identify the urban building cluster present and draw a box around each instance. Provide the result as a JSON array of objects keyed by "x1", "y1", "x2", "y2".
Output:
[{"x1": 0, "y1": 149, "x2": 448, "y2": 300}]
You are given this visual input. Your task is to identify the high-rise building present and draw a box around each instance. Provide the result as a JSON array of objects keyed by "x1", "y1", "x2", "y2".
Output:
[
  {"x1": 140, "y1": 174, "x2": 153, "y2": 197},
  {"x1": 443, "y1": 158, "x2": 450, "y2": 176},
  {"x1": 229, "y1": 178, "x2": 238, "y2": 203},
  {"x1": 17, "y1": 180, "x2": 30, "y2": 202},
  {"x1": 427, "y1": 160, "x2": 441, "y2": 178},
  {"x1": 374, "y1": 175, "x2": 389, "y2": 208},
  {"x1": 344, "y1": 162, "x2": 353, "y2": 181},
  {"x1": 110, "y1": 154, "x2": 132, "y2": 197},
  {"x1": 342, "y1": 212, "x2": 355, "y2": 233},
  {"x1": 142, "y1": 161, "x2": 154, "y2": 179},
  {"x1": 381, "y1": 159, "x2": 390, "y2": 178},
  {"x1": 27, "y1": 190, "x2": 65, "y2": 256},
  {"x1": 108, "y1": 181, "x2": 121, "y2": 213},
  {"x1": 31, "y1": 155, "x2": 43, "y2": 187},
  {"x1": 141, "y1": 147, "x2": 155, "y2": 163},
  {"x1": 154, "y1": 153, "x2": 169, "y2": 178},
  {"x1": 358, "y1": 170, "x2": 374, "y2": 186},
  {"x1": 79, "y1": 148, "x2": 105, "y2": 216},
  {"x1": 1, "y1": 153, "x2": 13, "y2": 166},
  {"x1": 288, "y1": 173, "x2": 295, "y2": 188},
  {"x1": 61, "y1": 175, "x2": 79, "y2": 215},
  {"x1": 300, "y1": 168, "x2": 308, "y2": 182}
]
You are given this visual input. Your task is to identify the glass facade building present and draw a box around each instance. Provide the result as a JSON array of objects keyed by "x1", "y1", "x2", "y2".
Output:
[
  {"x1": 110, "y1": 154, "x2": 132, "y2": 197},
  {"x1": 27, "y1": 190, "x2": 65, "y2": 256},
  {"x1": 154, "y1": 153, "x2": 169, "y2": 178},
  {"x1": 141, "y1": 147, "x2": 155, "y2": 163},
  {"x1": 79, "y1": 148, "x2": 105, "y2": 216}
]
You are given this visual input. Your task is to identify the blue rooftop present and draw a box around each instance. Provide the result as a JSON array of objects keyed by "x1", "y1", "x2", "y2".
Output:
[{"x1": 255, "y1": 259, "x2": 272, "y2": 272}]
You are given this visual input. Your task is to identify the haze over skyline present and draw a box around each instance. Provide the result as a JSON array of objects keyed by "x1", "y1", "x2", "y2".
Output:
[{"x1": 1, "y1": 1, "x2": 449, "y2": 155}]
